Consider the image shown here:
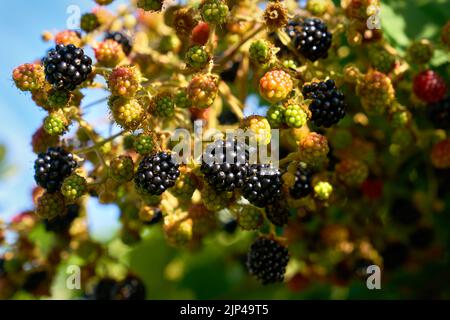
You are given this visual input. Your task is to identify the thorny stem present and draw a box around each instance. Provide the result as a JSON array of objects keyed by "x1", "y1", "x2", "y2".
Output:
[
  {"x1": 219, "y1": 81, "x2": 245, "y2": 120},
  {"x1": 83, "y1": 96, "x2": 109, "y2": 110},
  {"x1": 74, "y1": 130, "x2": 125, "y2": 155},
  {"x1": 74, "y1": 118, "x2": 108, "y2": 168}
]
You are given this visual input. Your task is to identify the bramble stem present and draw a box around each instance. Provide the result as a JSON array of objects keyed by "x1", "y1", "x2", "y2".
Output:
[{"x1": 74, "y1": 130, "x2": 125, "y2": 156}]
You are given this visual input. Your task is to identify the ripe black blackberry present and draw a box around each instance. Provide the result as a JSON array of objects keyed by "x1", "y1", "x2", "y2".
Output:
[
  {"x1": 243, "y1": 164, "x2": 282, "y2": 207},
  {"x1": 134, "y1": 152, "x2": 180, "y2": 196},
  {"x1": 302, "y1": 79, "x2": 346, "y2": 128},
  {"x1": 105, "y1": 31, "x2": 133, "y2": 55},
  {"x1": 246, "y1": 237, "x2": 289, "y2": 285},
  {"x1": 293, "y1": 18, "x2": 332, "y2": 62},
  {"x1": 93, "y1": 278, "x2": 118, "y2": 300},
  {"x1": 201, "y1": 139, "x2": 249, "y2": 192},
  {"x1": 428, "y1": 96, "x2": 450, "y2": 129},
  {"x1": 111, "y1": 275, "x2": 146, "y2": 300},
  {"x1": 34, "y1": 147, "x2": 78, "y2": 193},
  {"x1": 266, "y1": 203, "x2": 289, "y2": 227},
  {"x1": 43, "y1": 44, "x2": 93, "y2": 91},
  {"x1": 43, "y1": 204, "x2": 80, "y2": 233},
  {"x1": 290, "y1": 167, "x2": 313, "y2": 199},
  {"x1": 220, "y1": 61, "x2": 240, "y2": 83}
]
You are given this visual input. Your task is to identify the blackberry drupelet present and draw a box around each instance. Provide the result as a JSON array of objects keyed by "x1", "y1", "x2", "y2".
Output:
[
  {"x1": 302, "y1": 79, "x2": 346, "y2": 128},
  {"x1": 34, "y1": 147, "x2": 78, "y2": 192},
  {"x1": 266, "y1": 203, "x2": 289, "y2": 227},
  {"x1": 43, "y1": 44, "x2": 93, "y2": 90},
  {"x1": 246, "y1": 237, "x2": 289, "y2": 285},
  {"x1": 293, "y1": 18, "x2": 332, "y2": 62},
  {"x1": 112, "y1": 275, "x2": 146, "y2": 300},
  {"x1": 243, "y1": 164, "x2": 282, "y2": 207},
  {"x1": 290, "y1": 167, "x2": 313, "y2": 199},
  {"x1": 134, "y1": 152, "x2": 180, "y2": 196},
  {"x1": 105, "y1": 31, "x2": 133, "y2": 55},
  {"x1": 43, "y1": 204, "x2": 80, "y2": 233},
  {"x1": 428, "y1": 96, "x2": 450, "y2": 129},
  {"x1": 201, "y1": 139, "x2": 249, "y2": 192}
]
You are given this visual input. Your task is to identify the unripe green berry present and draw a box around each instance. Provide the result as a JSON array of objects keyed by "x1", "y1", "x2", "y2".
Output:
[
  {"x1": 48, "y1": 89, "x2": 71, "y2": 109},
  {"x1": 153, "y1": 94, "x2": 175, "y2": 118},
  {"x1": 284, "y1": 104, "x2": 307, "y2": 128},
  {"x1": 235, "y1": 205, "x2": 264, "y2": 231},
  {"x1": 134, "y1": 134, "x2": 154, "y2": 155},
  {"x1": 249, "y1": 39, "x2": 271, "y2": 64},
  {"x1": 61, "y1": 174, "x2": 87, "y2": 201},
  {"x1": 80, "y1": 13, "x2": 100, "y2": 32},
  {"x1": 174, "y1": 89, "x2": 192, "y2": 109},
  {"x1": 407, "y1": 39, "x2": 434, "y2": 65},
  {"x1": 200, "y1": 0, "x2": 229, "y2": 25},
  {"x1": 110, "y1": 155, "x2": 135, "y2": 183},
  {"x1": 137, "y1": 0, "x2": 164, "y2": 12},
  {"x1": 36, "y1": 192, "x2": 66, "y2": 220},
  {"x1": 44, "y1": 112, "x2": 69, "y2": 136},
  {"x1": 185, "y1": 45, "x2": 210, "y2": 69},
  {"x1": 266, "y1": 103, "x2": 285, "y2": 128}
]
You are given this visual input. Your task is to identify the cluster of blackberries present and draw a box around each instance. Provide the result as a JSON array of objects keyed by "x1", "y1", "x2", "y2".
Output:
[
  {"x1": 428, "y1": 96, "x2": 450, "y2": 129},
  {"x1": 303, "y1": 79, "x2": 346, "y2": 128},
  {"x1": 243, "y1": 164, "x2": 283, "y2": 208},
  {"x1": 293, "y1": 18, "x2": 332, "y2": 62},
  {"x1": 134, "y1": 152, "x2": 180, "y2": 195},
  {"x1": 43, "y1": 204, "x2": 80, "y2": 233},
  {"x1": 34, "y1": 147, "x2": 78, "y2": 192},
  {"x1": 43, "y1": 44, "x2": 93, "y2": 90},
  {"x1": 105, "y1": 31, "x2": 133, "y2": 55},
  {"x1": 93, "y1": 275, "x2": 146, "y2": 300},
  {"x1": 290, "y1": 167, "x2": 313, "y2": 199},
  {"x1": 247, "y1": 237, "x2": 289, "y2": 285},
  {"x1": 201, "y1": 139, "x2": 249, "y2": 192}
]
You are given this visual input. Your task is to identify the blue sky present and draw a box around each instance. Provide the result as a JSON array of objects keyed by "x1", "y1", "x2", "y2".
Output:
[{"x1": 0, "y1": 0, "x2": 129, "y2": 237}]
